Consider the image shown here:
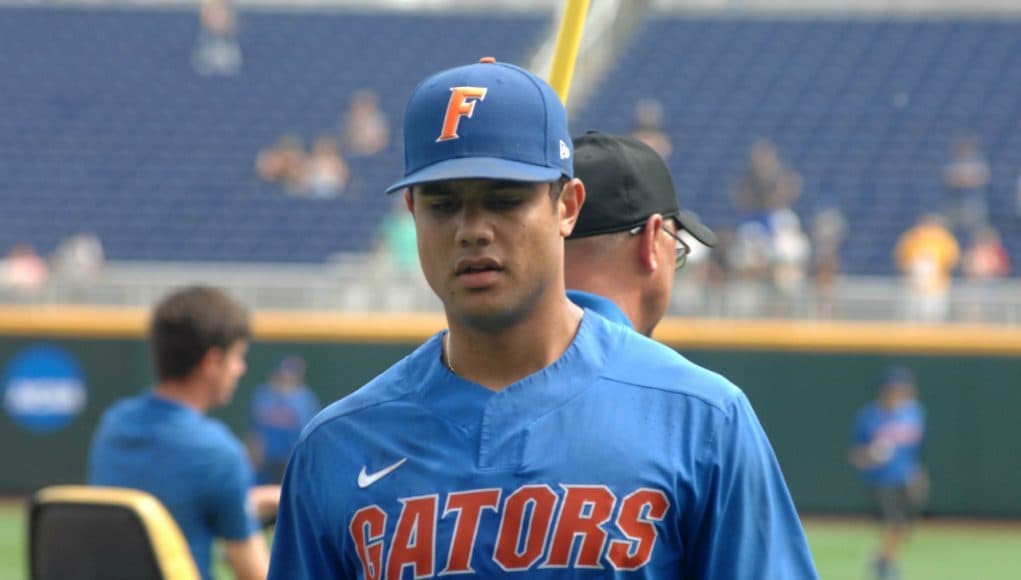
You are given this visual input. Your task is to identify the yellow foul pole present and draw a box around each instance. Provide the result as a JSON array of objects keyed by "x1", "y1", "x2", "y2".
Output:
[{"x1": 547, "y1": 0, "x2": 590, "y2": 105}]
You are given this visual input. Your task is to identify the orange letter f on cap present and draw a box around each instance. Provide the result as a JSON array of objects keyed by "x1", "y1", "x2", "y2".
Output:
[{"x1": 437, "y1": 87, "x2": 488, "y2": 142}]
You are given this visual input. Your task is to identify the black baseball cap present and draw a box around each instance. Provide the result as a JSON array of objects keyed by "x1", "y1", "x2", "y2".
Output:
[{"x1": 569, "y1": 131, "x2": 716, "y2": 246}]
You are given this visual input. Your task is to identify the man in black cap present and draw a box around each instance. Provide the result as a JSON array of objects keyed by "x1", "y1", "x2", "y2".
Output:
[{"x1": 566, "y1": 131, "x2": 716, "y2": 336}]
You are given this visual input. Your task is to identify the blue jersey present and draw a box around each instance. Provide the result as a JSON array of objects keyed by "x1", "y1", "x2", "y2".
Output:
[
  {"x1": 851, "y1": 401, "x2": 925, "y2": 486},
  {"x1": 567, "y1": 290, "x2": 633, "y2": 328},
  {"x1": 250, "y1": 383, "x2": 320, "y2": 462},
  {"x1": 270, "y1": 312, "x2": 817, "y2": 579},
  {"x1": 88, "y1": 391, "x2": 260, "y2": 580}
]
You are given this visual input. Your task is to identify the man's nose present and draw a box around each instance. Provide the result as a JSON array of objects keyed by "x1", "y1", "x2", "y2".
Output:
[{"x1": 455, "y1": 205, "x2": 494, "y2": 247}]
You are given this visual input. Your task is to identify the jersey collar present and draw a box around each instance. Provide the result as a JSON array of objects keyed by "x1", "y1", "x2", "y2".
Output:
[
  {"x1": 567, "y1": 290, "x2": 633, "y2": 329},
  {"x1": 412, "y1": 311, "x2": 617, "y2": 436}
]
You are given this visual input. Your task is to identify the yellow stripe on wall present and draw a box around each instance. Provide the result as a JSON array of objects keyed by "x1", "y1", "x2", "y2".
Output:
[
  {"x1": 1, "y1": 306, "x2": 1019, "y2": 355},
  {"x1": 653, "y1": 318, "x2": 1021, "y2": 356}
]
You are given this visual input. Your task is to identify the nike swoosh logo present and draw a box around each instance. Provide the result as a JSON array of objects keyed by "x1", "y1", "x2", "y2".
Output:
[{"x1": 357, "y1": 457, "x2": 407, "y2": 488}]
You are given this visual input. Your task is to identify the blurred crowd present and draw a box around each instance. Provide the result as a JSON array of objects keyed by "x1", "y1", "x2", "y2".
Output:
[
  {"x1": 644, "y1": 127, "x2": 1014, "y2": 323},
  {"x1": 255, "y1": 89, "x2": 390, "y2": 199},
  {"x1": 191, "y1": 0, "x2": 392, "y2": 200},
  {"x1": 0, "y1": 233, "x2": 105, "y2": 300},
  {"x1": 187, "y1": 3, "x2": 1014, "y2": 325}
]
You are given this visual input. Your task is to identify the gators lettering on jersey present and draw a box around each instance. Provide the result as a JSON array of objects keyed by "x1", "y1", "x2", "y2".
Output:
[
  {"x1": 349, "y1": 485, "x2": 668, "y2": 578},
  {"x1": 270, "y1": 311, "x2": 818, "y2": 579}
]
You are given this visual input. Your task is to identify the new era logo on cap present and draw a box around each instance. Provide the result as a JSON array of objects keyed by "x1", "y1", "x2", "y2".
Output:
[{"x1": 385, "y1": 57, "x2": 573, "y2": 194}]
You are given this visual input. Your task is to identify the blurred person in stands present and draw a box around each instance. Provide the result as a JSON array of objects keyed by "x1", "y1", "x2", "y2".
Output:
[
  {"x1": 0, "y1": 243, "x2": 47, "y2": 298},
  {"x1": 629, "y1": 98, "x2": 672, "y2": 160},
  {"x1": 375, "y1": 194, "x2": 419, "y2": 277},
  {"x1": 247, "y1": 356, "x2": 320, "y2": 486},
  {"x1": 963, "y1": 226, "x2": 1010, "y2": 280},
  {"x1": 728, "y1": 219, "x2": 773, "y2": 316},
  {"x1": 256, "y1": 134, "x2": 306, "y2": 194},
  {"x1": 703, "y1": 227, "x2": 736, "y2": 316},
  {"x1": 340, "y1": 89, "x2": 390, "y2": 157},
  {"x1": 942, "y1": 135, "x2": 990, "y2": 232},
  {"x1": 192, "y1": 0, "x2": 242, "y2": 76},
  {"x1": 88, "y1": 286, "x2": 275, "y2": 580},
  {"x1": 733, "y1": 138, "x2": 802, "y2": 214},
  {"x1": 768, "y1": 209, "x2": 811, "y2": 315},
  {"x1": 894, "y1": 213, "x2": 960, "y2": 322},
  {"x1": 961, "y1": 226, "x2": 1010, "y2": 322},
  {"x1": 849, "y1": 366, "x2": 928, "y2": 580},
  {"x1": 303, "y1": 137, "x2": 349, "y2": 199},
  {"x1": 50, "y1": 232, "x2": 105, "y2": 284},
  {"x1": 810, "y1": 206, "x2": 847, "y2": 318}
]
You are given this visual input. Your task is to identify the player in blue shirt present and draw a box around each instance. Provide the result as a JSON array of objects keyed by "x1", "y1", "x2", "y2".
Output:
[
  {"x1": 88, "y1": 286, "x2": 273, "y2": 580},
  {"x1": 247, "y1": 355, "x2": 320, "y2": 484},
  {"x1": 565, "y1": 131, "x2": 717, "y2": 335},
  {"x1": 269, "y1": 58, "x2": 817, "y2": 579},
  {"x1": 849, "y1": 366, "x2": 928, "y2": 580}
]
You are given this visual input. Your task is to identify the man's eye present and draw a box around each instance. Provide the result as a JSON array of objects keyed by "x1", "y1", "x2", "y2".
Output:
[
  {"x1": 429, "y1": 199, "x2": 458, "y2": 212},
  {"x1": 487, "y1": 197, "x2": 522, "y2": 210}
]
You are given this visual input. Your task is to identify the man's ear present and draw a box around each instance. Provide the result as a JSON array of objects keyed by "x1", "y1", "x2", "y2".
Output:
[
  {"x1": 404, "y1": 189, "x2": 414, "y2": 214},
  {"x1": 197, "y1": 346, "x2": 225, "y2": 380},
  {"x1": 559, "y1": 178, "x2": 585, "y2": 238},
  {"x1": 637, "y1": 214, "x2": 665, "y2": 273}
]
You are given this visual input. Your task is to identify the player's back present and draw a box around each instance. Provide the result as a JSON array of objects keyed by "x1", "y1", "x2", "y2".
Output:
[{"x1": 88, "y1": 390, "x2": 253, "y2": 579}]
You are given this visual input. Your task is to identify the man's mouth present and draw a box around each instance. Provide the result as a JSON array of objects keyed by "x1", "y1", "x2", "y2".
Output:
[
  {"x1": 455, "y1": 258, "x2": 503, "y2": 276},
  {"x1": 454, "y1": 258, "x2": 504, "y2": 288}
]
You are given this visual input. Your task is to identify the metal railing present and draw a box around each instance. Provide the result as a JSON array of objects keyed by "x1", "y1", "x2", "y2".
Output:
[{"x1": 4, "y1": 256, "x2": 1020, "y2": 325}]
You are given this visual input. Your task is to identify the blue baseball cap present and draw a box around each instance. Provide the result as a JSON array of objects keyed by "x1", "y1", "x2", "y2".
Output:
[{"x1": 385, "y1": 57, "x2": 573, "y2": 194}]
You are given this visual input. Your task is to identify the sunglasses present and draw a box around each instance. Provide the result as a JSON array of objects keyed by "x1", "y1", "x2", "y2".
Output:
[{"x1": 629, "y1": 222, "x2": 691, "y2": 270}]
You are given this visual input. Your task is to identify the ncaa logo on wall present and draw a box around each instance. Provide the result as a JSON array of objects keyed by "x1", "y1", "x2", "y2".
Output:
[{"x1": 3, "y1": 345, "x2": 87, "y2": 433}]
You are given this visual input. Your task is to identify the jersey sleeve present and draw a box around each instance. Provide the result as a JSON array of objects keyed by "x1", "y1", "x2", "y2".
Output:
[
  {"x1": 206, "y1": 439, "x2": 261, "y2": 541},
  {"x1": 299, "y1": 389, "x2": 322, "y2": 425},
  {"x1": 269, "y1": 438, "x2": 345, "y2": 579},
  {"x1": 686, "y1": 391, "x2": 818, "y2": 579}
]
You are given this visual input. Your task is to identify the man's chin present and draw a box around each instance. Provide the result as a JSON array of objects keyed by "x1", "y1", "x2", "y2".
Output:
[{"x1": 449, "y1": 299, "x2": 526, "y2": 333}]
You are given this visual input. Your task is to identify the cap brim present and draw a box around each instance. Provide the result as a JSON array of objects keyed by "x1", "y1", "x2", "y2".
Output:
[
  {"x1": 385, "y1": 157, "x2": 564, "y2": 194},
  {"x1": 674, "y1": 209, "x2": 717, "y2": 247}
]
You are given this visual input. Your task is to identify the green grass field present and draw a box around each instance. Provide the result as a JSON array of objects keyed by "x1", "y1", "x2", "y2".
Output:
[{"x1": 1, "y1": 503, "x2": 1018, "y2": 579}]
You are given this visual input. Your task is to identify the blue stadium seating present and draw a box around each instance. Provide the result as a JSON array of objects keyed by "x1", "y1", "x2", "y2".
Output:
[
  {"x1": 0, "y1": 6, "x2": 547, "y2": 262},
  {"x1": 573, "y1": 16, "x2": 1021, "y2": 275},
  {"x1": 3, "y1": 8, "x2": 1020, "y2": 274}
]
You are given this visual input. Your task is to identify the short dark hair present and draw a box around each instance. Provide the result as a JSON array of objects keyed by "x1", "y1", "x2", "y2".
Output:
[
  {"x1": 550, "y1": 178, "x2": 569, "y2": 202},
  {"x1": 149, "y1": 286, "x2": 251, "y2": 381}
]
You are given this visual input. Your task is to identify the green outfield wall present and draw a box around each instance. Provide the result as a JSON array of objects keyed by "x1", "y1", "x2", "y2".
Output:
[{"x1": 1, "y1": 308, "x2": 1018, "y2": 517}]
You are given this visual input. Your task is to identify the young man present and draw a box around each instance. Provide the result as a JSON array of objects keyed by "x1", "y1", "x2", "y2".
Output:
[
  {"x1": 270, "y1": 58, "x2": 817, "y2": 578},
  {"x1": 565, "y1": 130, "x2": 717, "y2": 336},
  {"x1": 849, "y1": 366, "x2": 928, "y2": 580},
  {"x1": 88, "y1": 286, "x2": 273, "y2": 580}
]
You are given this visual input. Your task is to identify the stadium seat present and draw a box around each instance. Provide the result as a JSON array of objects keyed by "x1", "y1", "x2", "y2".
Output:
[{"x1": 29, "y1": 485, "x2": 199, "y2": 580}]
